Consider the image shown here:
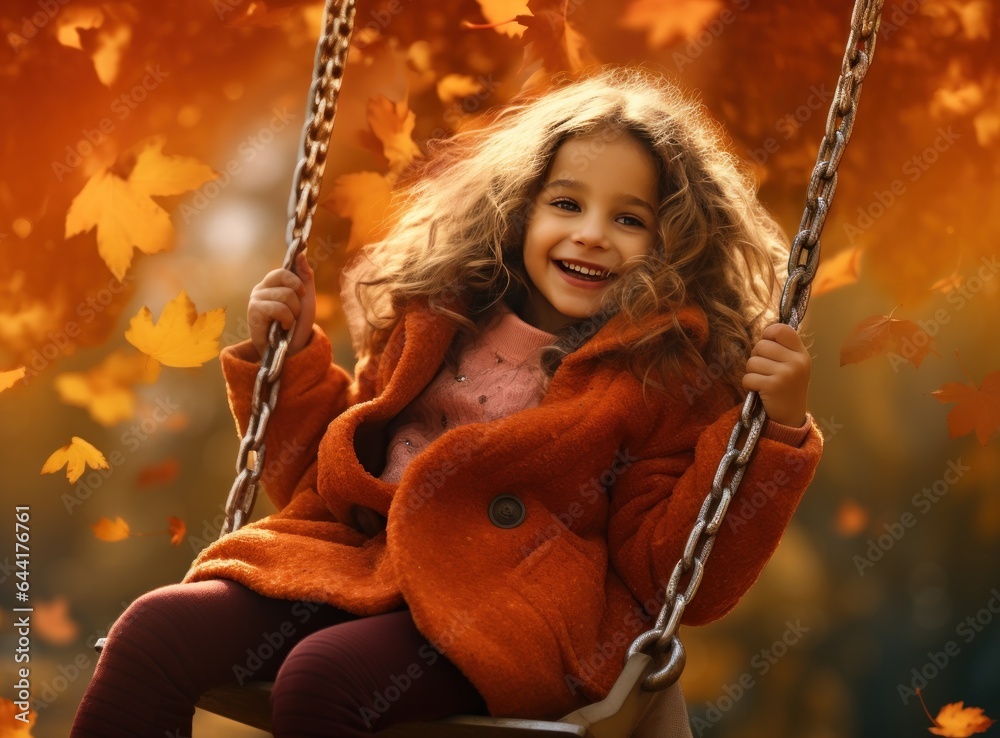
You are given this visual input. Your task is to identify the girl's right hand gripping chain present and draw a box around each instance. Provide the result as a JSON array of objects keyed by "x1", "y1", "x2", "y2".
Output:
[{"x1": 248, "y1": 251, "x2": 317, "y2": 360}]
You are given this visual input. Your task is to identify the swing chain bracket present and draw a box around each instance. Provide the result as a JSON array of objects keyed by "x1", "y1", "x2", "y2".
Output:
[
  {"x1": 625, "y1": 0, "x2": 887, "y2": 692},
  {"x1": 220, "y1": 0, "x2": 357, "y2": 539}
]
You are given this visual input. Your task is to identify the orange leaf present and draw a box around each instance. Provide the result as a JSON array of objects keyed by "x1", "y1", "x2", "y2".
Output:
[
  {"x1": 515, "y1": 0, "x2": 599, "y2": 75},
  {"x1": 92, "y1": 516, "x2": 130, "y2": 542},
  {"x1": 137, "y1": 458, "x2": 180, "y2": 488},
  {"x1": 929, "y1": 701, "x2": 996, "y2": 736},
  {"x1": 322, "y1": 171, "x2": 396, "y2": 254},
  {"x1": 840, "y1": 313, "x2": 940, "y2": 369},
  {"x1": 54, "y1": 350, "x2": 161, "y2": 427},
  {"x1": 929, "y1": 368, "x2": 1000, "y2": 445},
  {"x1": 0, "y1": 695, "x2": 36, "y2": 735},
  {"x1": 65, "y1": 136, "x2": 217, "y2": 281},
  {"x1": 167, "y1": 516, "x2": 187, "y2": 546},
  {"x1": 0, "y1": 367, "x2": 26, "y2": 393},
  {"x1": 124, "y1": 291, "x2": 225, "y2": 367},
  {"x1": 366, "y1": 94, "x2": 423, "y2": 176},
  {"x1": 810, "y1": 245, "x2": 862, "y2": 297},
  {"x1": 473, "y1": 0, "x2": 529, "y2": 38},
  {"x1": 33, "y1": 597, "x2": 80, "y2": 646},
  {"x1": 621, "y1": 0, "x2": 725, "y2": 48},
  {"x1": 40, "y1": 437, "x2": 109, "y2": 484}
]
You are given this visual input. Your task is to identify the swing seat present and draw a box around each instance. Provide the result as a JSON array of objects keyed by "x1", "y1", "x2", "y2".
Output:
[{"x1": 92, "y1": 638, "x2": 668, "y2": 737}]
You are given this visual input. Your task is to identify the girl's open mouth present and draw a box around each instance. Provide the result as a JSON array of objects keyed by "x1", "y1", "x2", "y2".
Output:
[{"x1": 554, "y1": 259, "x2": 613, "y2": 286}]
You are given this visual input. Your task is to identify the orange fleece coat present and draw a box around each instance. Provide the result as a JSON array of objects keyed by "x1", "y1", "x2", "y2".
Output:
[{"x1": 181, "y1": 293, "x2": 824, "y2": 720}]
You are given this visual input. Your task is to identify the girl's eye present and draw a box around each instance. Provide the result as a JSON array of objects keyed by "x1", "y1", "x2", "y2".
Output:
[{"x1": 550, "y1": 200, "x2": 646, "y2": 228}]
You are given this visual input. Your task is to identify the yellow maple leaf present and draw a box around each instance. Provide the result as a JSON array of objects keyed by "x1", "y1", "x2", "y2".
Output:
[
  {"x1": 92, "y1": 516, "x2": 131, "y2": 542},
  {"x1": 33, "y1": 597, "x2": 80, "y2": 646},
  {"x1": 437, "y1": 74, "x2": 486, "y2": 105},
  {"x1": 474, "y1": 0, "x2": 529, "y2": 37},
  {"x1": 367, "y1": 94, "x2": 422, "y2": 175},
  {"x1": 40, "y1": 437, "x2": 109, "y2": 484},
  {"x1": 0, "y1": 367, "x2": 26, "y2": 393},
  {"x1": 55, "y1": 351, "x2": 161, "y2": 426},
  {"x1": 124, "y1": 291, "x2": 225, "y2": 367},
  {"x1": 323, "y1": 171, "x2": 396, "y2": 254},
  {"x1": 65, "y1": 136, "x2": 217, "y2": 281}
]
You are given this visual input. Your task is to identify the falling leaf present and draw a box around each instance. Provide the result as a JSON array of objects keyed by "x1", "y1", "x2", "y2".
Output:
[
  {"x1": 322, "y1": 171, "x2": 396, "y2": 253},
  {"x1": 0, "y1": 367, "x2": 26, "y2": 393},
  {"x1": 515, "y1": 0, "x2": 600, "y2": 76},
  {"x1": 840, "y1": 312, "x2": 940, "y2": 368},
  {"x1": 54, "y1": 351, "x2": 161, "y2": 426},
  {"x1": 33, "y1": 597, "x2": 80, "y2": 646},
  {"x1": 929, "y1": 368, "x2": 1000, "y2": 445},
  {"x1": 621, "y1": 0, "x2": 725, "y2": 48},
  {"x1": 811, "y1": 245, "x2": 863, "y2": 297},
  {"x1": 137, "y1": 458, "x2": 180, "y2": 488},
  {"x1": 92, "y1": 516, "x2": 131, "y2": 542},
  {"x1": 40, "y1": 437, "x2": 109, "y2": 484},
  {"x1": 437, "y1": 74, "x2": 486, "y2": 105},
  {"x1": 65, "y1": 136, "x2": 217, "y2": 281},
  {"x1": 124, "y1": 291, "x2": 225, "y2": 368},
  {"x1": 918, "y1": 687, "x2": 996, "y2": 736},
  {"x1": 473, "y1": 0, "x2": 529, "y2": 38},
  {"x1": 0, "y1": 695, "x2": 36, "y2": 735},
  {"x1": 168, "y1": 516, "x2": 187, "y2": 546},
  {"x1": 366, "y1": 94, "x2": 423, "y2": 176}
]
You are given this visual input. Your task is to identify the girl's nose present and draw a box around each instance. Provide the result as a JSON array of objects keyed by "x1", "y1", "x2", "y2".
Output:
[{"x1": 571, "y1": 214, "x2": 610, "y2": 248}]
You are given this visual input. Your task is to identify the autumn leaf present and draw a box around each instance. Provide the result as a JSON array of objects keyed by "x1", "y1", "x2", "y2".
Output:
[
  {"x1": 92, "y1": 516, "x2": 130, "y2": 542},
  {"x1": 40, "y1": 437, "x2": 109, "y2": 484},
  {"x1": 515, "y1": 0, "x2": 600, "y2": 76},
  {"x1": 0, "y1": 367, "x2": 26, "y2": 393},
  {"x1": 620, "y1": 0, "x2": 725, "y2": 48},
  {"x1": 33, "y1": 597, "x2": 80, "y2": 646},
  {"x1": 54, "y1": 351, "x2": 161, "y2": 426},
  {"x1": 840, "y1": 311, "x2": 940, "y2": 368},
  {"x1": 929, "y1": 367, "x2": 1000, "y2": 445},
  {"x1": 168, "y1": 516, "x2": 187, "y2": 546},
  {"x1": 124, "y1": 291, "x2": 225, "y2": 368},
  {"x1": 136, "y1": 458, "x2": 180, "y2": 488},
  {"x1": 437, "y1": 74, "x2": 486, "y2": 105},
  {"x1": 322, "y1": 171, "x2": 396, "y2": 254},
  {"x1": 366, "y1": 94, "x2": 423, "y2": 176},
  {"x1": 811, "y1": 245, "x2": 862, "y2": 297},
  {"x1": 65, "y1": 136, "x2": 217, "y2": 281},
  {"x1": 918, "y1": 688, "x2": 996, "y2": 736},
  {"x1": 472, "y1": 0, "x2": 529, "y2": 38},
  {"x1": 0, "y1": 695, "x2": 36, "y2": 736}
]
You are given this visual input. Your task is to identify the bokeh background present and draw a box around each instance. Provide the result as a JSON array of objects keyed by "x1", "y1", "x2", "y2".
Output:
[{"x1": 2, "y1": 0, "x2": 999, "y2": 736}]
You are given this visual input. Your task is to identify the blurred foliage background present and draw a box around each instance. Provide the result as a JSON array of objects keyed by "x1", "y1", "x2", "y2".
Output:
[{"x1": 1, "y1": 0, "x2": 999, "y2": 735}]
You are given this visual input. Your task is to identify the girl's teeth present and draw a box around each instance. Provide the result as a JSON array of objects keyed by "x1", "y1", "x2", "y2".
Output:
[{"x1": 560, "y1": 260, "x2": 609, "y2": 278}]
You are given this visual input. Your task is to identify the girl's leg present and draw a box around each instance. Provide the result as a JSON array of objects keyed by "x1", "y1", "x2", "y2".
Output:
[
  {"x1": 71, "y1": 578, "x2": 354, "y2": 738},
  {"x1": 270, "y1": 607, "x2": 490, "y2": 737}
]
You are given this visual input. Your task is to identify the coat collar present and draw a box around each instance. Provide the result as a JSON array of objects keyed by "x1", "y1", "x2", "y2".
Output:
[{"x1": 400, "y1": 291, "x2": 711, "y2": 370}]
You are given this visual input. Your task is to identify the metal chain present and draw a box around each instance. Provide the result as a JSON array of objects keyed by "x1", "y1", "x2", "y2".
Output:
[
  {"x1": 219, "y1": 0, "x2": 356, "y2": 538},
  {"x1": 624, "y1": 0, "x2": 887, "y2": 691}
]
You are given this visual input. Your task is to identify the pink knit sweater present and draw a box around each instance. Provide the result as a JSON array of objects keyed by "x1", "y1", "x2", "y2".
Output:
[{"x1": 377, "y1": 299, "x2": 810, "y2": 486}]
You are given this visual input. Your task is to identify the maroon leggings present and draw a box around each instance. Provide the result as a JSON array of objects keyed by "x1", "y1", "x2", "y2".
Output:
[{"x1": 70, "y1": 579, "x2": 489, "y2": 737}]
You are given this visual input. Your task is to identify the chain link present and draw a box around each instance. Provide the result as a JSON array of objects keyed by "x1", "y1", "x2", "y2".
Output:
[
  {"x1": 219, "y1": 0, "x2": 356, "y2": 539},
  {"x1": 625, "y1": 0, "x2": 887, "y2": 691}
]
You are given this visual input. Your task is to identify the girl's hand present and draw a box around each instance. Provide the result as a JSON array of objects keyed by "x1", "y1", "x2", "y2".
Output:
[
  {"x1": 248, "y1": 251, "x2": 316, "y2": 359},
  {"x1": 742, "y1": 323, "x2": 811, "y2": 427}
]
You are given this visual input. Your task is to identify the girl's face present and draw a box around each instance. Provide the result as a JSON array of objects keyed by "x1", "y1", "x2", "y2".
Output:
[{"x1": 520, "y1": 131, "x2": 659, "y2": 333}]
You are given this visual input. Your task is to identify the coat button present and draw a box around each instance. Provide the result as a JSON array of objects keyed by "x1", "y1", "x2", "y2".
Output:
[{"x1": 488, "y1": 494, "x2": 525, "y2": 528}]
